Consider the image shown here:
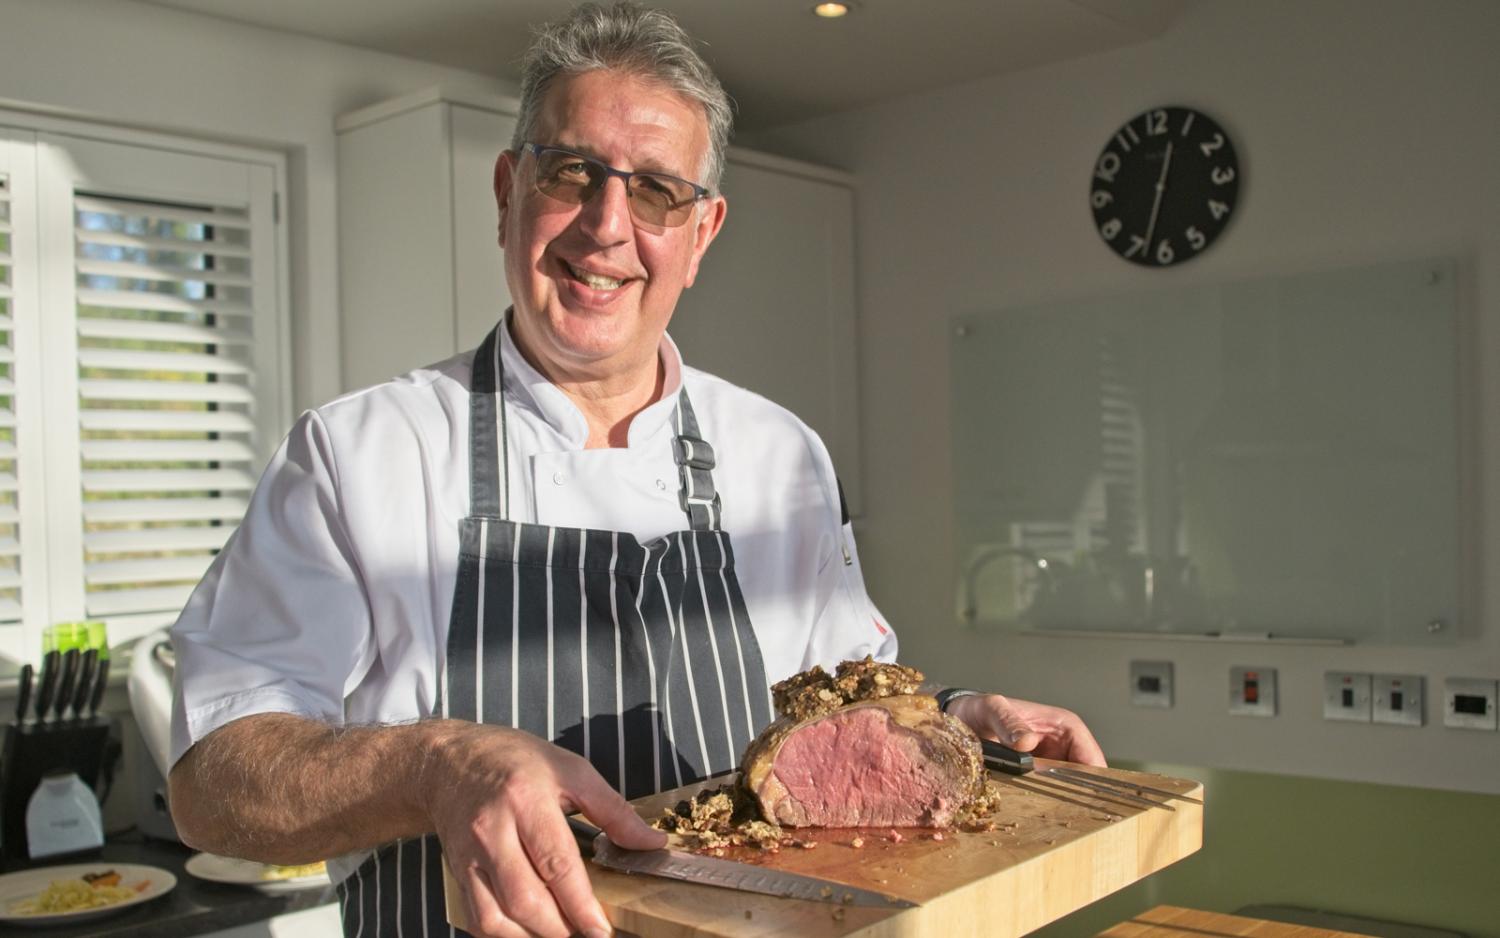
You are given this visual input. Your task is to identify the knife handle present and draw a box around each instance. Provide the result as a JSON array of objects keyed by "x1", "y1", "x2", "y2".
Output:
[
  {"x1": 34, "y1": 650, "x2": 59, "y2": 723},
  {"x1": 71, "y1": 649, "x2": 98, "y2": 719},
  {"x1": 88, "y1": 658, "x2": 111, "y2": 718},
  {"x1": 53, "y1": 648, "x2": 80, "y2": 721},
  {"x1": 981, "y1": 738, "x2": 1035, "y2": 775},
  {"x1": 567, "y1": 815, "x2": 603, "y2": 857},
  {"x1": 13, "y1": 663, "x2": 33, "y2": 724}
]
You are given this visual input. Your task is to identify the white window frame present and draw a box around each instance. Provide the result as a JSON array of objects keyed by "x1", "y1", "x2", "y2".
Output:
[{"x1": 0, "y1": 109, "x2": 291, "y2": 662}]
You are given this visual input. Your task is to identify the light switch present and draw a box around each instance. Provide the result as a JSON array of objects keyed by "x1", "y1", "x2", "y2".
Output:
[
  {"x1": 1443, "y1": 677, "x2": 1498, "y2": 731},
  {"x1": 1372, "y1": 674, "x2": 1424, "y2": 727},
  {"x1": 1230, "y1": 666, "x2": 1276, "y2": 717},
  {"x1": 1323, "y1": 672, "x2": 1371, "y2": 722},
  {"x1": 1130, "y1": 660, "x2": 1173, "y2": 708}
]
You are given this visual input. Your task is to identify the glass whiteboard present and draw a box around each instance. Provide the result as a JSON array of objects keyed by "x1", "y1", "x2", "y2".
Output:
[{"x1": 950, "y1": 258, "x2": 1462, "y2": 644}]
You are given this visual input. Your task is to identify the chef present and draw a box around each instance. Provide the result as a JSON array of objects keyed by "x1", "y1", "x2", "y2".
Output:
[{"x1": 167, "y1": 4, "x2": 1105, "y2": 937}]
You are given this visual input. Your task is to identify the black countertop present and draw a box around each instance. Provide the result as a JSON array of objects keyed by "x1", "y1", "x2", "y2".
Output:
[{"x1": 3, "y1": 833, "x2": 336, "y2": 938}]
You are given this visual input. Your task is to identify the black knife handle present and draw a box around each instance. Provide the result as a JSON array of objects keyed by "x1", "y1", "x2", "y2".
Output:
[
  {"x1": 13, "y1": 663, "x2": 32, "y2": 724},
  {"x1": 71, "y1": 649, "x2": 98, "y2": 719},
  {"x1": 88, "y1": 658, "x2": 111, "y2": 718},
  {"x1": 981, "y1": 738, "x2": 1036, "y2": 775},
  {"x1": 33, "y1": 650, "x2": 59, "y2": 722},
  {"x1": 566, "y1": 815, "x2": 604, "y2": 857},
  {"x1": 53, "y1": 648, "x2": 80, "y2": 721}
]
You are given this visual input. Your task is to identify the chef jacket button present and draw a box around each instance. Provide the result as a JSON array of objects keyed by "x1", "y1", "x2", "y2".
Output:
[
  {"x1": 552, "y1": 471, "x2": 565, "y2": 486},
  {"x1": 656, "y1": 478, "x2": 667, "y2": 491}
]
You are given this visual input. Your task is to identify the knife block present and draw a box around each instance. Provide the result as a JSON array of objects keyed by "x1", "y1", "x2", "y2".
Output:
[{"x1": 1, "y1": 717, "x2": 114, "y2": 867}]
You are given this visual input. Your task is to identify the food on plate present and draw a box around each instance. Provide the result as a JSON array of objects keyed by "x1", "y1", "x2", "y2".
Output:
[
  {"x1": 259, "y1": 861, "x2": 327, "y2": 882},
  {"x1": 7, "y1": 870, "x2": 147, "y2": 915},
  {"x1": 654, "y1": 658, "x2": 1004, "y2": 850}
]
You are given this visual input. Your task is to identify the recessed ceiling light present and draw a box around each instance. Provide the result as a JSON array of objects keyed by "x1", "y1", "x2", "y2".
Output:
[{"x1": 812, "y1": 2, "x2": 852, "y2": 18}]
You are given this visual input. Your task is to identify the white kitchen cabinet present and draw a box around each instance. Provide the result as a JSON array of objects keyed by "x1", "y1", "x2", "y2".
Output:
[
  {"x1": 336, "y1": 88, "x2": 862, "y2": 511},
  {"x1": 336, "y1": 88, "x2": 517, "y2": 392}
]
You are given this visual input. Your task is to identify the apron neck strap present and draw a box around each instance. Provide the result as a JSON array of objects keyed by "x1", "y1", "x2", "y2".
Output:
[{"x1": 468, "y1": 318, "x2": 722, "y2": 531}]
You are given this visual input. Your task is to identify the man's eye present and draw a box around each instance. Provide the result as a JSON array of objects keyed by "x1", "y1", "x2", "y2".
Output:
[
  {"x1": 555, "y1": 161, "x2": 592, "y2": 181},
  {"x1": 632, "y1": 176, "x2": 679, "y2": 203}
]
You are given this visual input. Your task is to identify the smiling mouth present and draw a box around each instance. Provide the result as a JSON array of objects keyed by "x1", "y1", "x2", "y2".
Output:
[{"x1": 564, "y1": 260, "x2": 629, "y2": 291}]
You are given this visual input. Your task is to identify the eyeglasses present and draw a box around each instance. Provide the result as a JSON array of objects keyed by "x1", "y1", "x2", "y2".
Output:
[{"x1": 522, "y1": 143, "x2": 710, "y2": 229}]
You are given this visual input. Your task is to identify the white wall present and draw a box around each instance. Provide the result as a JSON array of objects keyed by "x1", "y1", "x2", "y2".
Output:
[
  {"x1": 746, "y1": 0, "x2": 1500, "y2": 794},
  {"x1": 0, "y1": 0, "x2": 517, "y2": 413}
]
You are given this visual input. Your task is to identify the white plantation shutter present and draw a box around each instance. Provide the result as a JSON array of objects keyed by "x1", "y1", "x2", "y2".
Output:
[
  {"x1": 72, "y1": 193, "x2": 263, "y2": 626},
  {"x1": 0, "y1": 126, "x2": 291, "y2": 653},
  {"x1": 0, "y1": 170, "x2": 18, "y2": 627}
]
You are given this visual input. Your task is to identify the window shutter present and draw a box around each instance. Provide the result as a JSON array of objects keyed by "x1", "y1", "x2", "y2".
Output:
[
  {"x1": 73, "y1": 192, "x2": 263, "y2": 626},
  {"x1": 0, "y1": 171, "x2": 19, "y2": 625}
]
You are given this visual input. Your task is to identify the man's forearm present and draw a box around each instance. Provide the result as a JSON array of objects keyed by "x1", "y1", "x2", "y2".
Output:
[{"x1": 168, "y1": 712, "x2": 457, "y2": 864}]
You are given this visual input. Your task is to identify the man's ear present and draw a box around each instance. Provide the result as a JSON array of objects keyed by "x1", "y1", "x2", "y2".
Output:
[
  {"x1": 683, "y1": 195, "x2": 727, "y2": 288},
  {"x1": 494, "y1": 150, "x2": 518, "y2": 249}
]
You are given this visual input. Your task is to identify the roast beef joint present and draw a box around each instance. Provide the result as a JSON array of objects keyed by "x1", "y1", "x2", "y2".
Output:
[{"x1": 656, "y1": 659, "x2": 1003, "y2": 848}]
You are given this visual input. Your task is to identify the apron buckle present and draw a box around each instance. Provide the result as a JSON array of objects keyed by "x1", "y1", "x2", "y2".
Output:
[{"x1": 672, "y1": 436, "x2": 716, "y2": 470}]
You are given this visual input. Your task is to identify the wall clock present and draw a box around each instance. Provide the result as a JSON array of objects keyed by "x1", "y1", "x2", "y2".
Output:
[{"x1": 1089, "y1": 106, "x2": 1240, "y2": 267}]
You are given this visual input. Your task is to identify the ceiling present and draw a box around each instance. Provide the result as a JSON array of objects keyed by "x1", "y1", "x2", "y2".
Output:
[{"x1": 139, "y1": 0, "x2": 1193, "y2": 132}]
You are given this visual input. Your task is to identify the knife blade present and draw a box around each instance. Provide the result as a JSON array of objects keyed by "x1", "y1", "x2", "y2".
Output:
[
  {"x1": 34, "y1": 650, "x2": 59, "y2": 722},
  {"x1": 71, "y1": 649, "x2": 98, "y2": 719},
  {"x1": 13, "y1": 663, "x2": 32, "y2": 724},
  {"x1": 569, "y1": 817, "x2": 916, "y2": 909},
  {"x1": 53, "y1": 648, "x2": 80, "y2": 722},
  {"x1": 88, "y1": 658, "x2": 111, "y2": 718}
]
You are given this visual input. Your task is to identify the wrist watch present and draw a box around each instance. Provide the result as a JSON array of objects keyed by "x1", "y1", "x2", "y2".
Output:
[{"x1": 933, "y1": 687, "x2": 986, "y2": 713}]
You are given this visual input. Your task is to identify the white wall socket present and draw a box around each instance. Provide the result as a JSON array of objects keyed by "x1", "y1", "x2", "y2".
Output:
[
  {"x1": 1372, "y1": 674, "x2": 1424, "y2": 727},
  {"x1": 1229, "y1": 666, "x2": 1276, "y2": 717},
  {"x1": 1130, "y1": 660, "x2": 1173, "y2": 708},
  {"x1": 1443, "y1": 677, "x2": 1498, "y2": 731},
  {"x1": 1323, "y1": 671, "x2": 1372, "y2": 722}
]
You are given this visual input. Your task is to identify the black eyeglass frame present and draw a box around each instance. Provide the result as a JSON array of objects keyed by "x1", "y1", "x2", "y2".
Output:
[{"x1": 521, "y1": 142, "x2": 711, "y2": 227}]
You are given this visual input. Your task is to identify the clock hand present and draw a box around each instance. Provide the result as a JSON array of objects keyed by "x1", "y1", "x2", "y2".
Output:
[{"x1": 1142, "y1": 140, "x2": 1175, "y2": 252}]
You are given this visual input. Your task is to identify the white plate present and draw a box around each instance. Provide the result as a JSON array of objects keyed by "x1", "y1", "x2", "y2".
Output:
[
  {"x1": 0, "y1": 862, "x2": 176, "y2": 925},
  {"x1": 185, "y1": 853, "x2": 331, "y2": 894}
]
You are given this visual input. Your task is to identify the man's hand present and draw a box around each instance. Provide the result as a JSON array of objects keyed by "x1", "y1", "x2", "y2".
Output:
[
  {"x1": 425, "y1": 723, "x2": 664, "y2": 938},
  {"x1": 947, "y1": 693, "x2": 1106, "y2": 766}
]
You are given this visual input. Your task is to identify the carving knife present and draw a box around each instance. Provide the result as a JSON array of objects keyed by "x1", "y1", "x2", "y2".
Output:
[{"x1": 568, "y1": 817, "x2": 916, "y2": 909}]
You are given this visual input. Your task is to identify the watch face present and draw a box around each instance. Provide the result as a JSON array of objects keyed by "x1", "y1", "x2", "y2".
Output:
[{"x1": 1090, "y1": 106, "x2": 1240, "y2": 267}]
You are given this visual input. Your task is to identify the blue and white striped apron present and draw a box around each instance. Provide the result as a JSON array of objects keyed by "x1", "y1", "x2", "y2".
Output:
[{"x1": 337, "y1": 322, "x2": 776, "y2": 936}]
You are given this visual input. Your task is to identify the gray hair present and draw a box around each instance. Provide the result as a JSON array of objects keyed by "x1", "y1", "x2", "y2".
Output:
[{"x1": 511, "y1": 2, "x2": 733, "y2": 192}]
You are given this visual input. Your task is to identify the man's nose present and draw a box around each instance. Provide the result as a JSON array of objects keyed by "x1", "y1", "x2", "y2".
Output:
[{"x1": 576, "y1": 175, "x2": 634, "y2": 242}]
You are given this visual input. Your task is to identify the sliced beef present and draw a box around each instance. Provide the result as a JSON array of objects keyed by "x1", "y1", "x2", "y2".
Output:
[{"x1": 741, "y1": 694, "x2": 985, "y2": 828}]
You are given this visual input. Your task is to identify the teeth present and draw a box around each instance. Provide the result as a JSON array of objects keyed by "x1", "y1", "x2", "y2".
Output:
[{"x1": 568, "y1": 263, "x2": 623, "y2": 290}]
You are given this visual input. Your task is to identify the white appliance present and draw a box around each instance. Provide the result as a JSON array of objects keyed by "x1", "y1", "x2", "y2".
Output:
[
  {"x1": 25, "y1": 771, "x2": 103, "y2": 858},
  {"x1": 126, "y1": 631, "x2": 179, "y2": 842}
]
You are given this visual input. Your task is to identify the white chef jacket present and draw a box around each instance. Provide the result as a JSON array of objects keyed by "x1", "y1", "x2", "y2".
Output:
[{"x1": 169, "y1": 319, "x2": 896, "y2": 773}]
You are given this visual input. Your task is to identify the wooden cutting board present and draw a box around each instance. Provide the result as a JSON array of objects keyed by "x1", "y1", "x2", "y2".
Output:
[
  {"x1": 568, "y1": 759, "x2": 1202, "y2": 937},
  {"x1": 1096, "y1": 905, "x2": 1372, "y2": 937}
]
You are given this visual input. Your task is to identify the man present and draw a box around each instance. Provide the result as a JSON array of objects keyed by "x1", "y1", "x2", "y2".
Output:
[{"x1": 168, "y1": 5, "x2": 1104, "y2": 937}]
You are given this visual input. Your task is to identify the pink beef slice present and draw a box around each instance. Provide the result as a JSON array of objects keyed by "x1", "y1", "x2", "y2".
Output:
[{"x1": 741, "y1": 695, "x2": 984, "y2": 828}]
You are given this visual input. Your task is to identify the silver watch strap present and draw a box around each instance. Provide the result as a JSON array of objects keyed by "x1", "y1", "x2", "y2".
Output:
[{"x1": 934, "y1": 686, "x2": 986, "y2": 712}]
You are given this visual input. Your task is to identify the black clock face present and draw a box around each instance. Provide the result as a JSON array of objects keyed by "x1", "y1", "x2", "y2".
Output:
[{"x1": 1090, "y1": 106, "x2": 1240, "y2": 267}]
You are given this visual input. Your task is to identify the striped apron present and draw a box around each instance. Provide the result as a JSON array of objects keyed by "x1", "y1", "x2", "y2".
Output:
[{"x1": 337, "y1": 323, "x2": 776, "y2": 936}]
